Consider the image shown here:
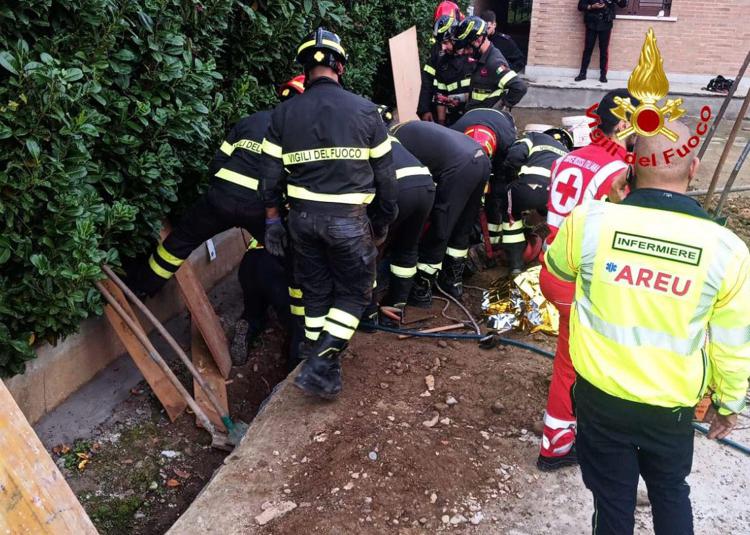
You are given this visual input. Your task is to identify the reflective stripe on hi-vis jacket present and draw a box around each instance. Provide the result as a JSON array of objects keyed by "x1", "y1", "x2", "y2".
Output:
[
  {"x1": 545, "y1": 200, "x2": 750, "y2": 413},
  {"x1": 286, "y1": 184, "x2": 375, "y2": 205}
]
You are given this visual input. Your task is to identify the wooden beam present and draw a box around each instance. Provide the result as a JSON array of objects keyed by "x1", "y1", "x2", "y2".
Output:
[
  {"x1": 175, "y1": 262, "x2": 232, "y2": 379},
  {"x1": 0, "y1": 380, "x2": 98, "y2": 534},
  {"x1": 191, "y1": 323, "x2": 228, "y2": 433},
  {"x1": 102, "y1": 279, "x2": 187, "y2": 421},
  {"x1": 156, "y1": 222, "x2": 232, "y2": 378}
]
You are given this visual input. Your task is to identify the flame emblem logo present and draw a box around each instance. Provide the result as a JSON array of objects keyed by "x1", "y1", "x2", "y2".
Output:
[{"x1": 612, "y1": 28, "x2": 686, "y2": 141}]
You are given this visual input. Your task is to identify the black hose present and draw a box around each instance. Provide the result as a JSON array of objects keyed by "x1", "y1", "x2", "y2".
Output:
[
  {"x1": 364, "y1": 322, "x2": 556, "y2": 358},
  {"x1": 364, "y1": 322, "x2": 484, "y2": 340},
  {"x1": 692, "y1": 423, "x2": 750, "y2": 455}
]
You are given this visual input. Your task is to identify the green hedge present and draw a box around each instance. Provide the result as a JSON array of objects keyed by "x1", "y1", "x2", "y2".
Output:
[{"x1": 0, "y1": 0, "x2": 440, "y2": 376}]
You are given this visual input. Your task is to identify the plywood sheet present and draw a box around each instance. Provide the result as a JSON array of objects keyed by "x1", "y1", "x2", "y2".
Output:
[{"x1": 389, "y1": 26, "x2": 422, "y2": 122}]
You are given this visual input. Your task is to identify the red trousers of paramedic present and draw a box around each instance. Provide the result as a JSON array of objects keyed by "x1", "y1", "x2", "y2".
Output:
[{"x1": 539, "y1": 265, "x2": 577, "y2": 458}]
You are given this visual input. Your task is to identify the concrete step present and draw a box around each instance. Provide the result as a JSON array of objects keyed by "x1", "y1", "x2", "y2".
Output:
[{"x1": 518, "y1": 75, "x2": 749, "y2": 120}]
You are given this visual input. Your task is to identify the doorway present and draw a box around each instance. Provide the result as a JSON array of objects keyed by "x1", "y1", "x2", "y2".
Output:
[{"x1": 473, "y1": 0, "x2": 532, "y2": 57}]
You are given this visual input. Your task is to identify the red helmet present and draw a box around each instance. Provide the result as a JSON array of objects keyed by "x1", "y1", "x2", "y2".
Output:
[
  {"x1": 464, "y1": 125, "x2": 497, "y2": 158},
  {"x1": 278, "y1": 74, "x2": 305, "y2": 101},
  {"x1": 433, "y1": 1, "x2": 464, "y2": 23},
  {"x1": 523, "y1": 233, "x2": 543, "y2": 264}
]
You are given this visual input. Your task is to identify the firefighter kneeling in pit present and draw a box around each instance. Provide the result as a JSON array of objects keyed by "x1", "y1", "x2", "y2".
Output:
[{"x1": 544, "y1": 121, "x2": 750, "y2": 535}]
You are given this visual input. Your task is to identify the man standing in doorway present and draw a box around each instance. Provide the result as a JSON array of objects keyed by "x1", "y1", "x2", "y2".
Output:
[
  {"x1": 479, "y1": 9, "x2": 526, "y2": 73},
  {"x1": 576, "y1": 0, "x2": 627, "y2": 83}
]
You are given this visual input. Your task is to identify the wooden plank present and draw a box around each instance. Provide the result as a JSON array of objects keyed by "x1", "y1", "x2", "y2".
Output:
[
  {"x1": 175, "y1": 261, "x2": 233, "y2": 379},
  {"x1": 0, "y1": 380, "x2": 99, "y2": 535},
  {"x1": 191, "y1": 324, "x2": 228, "y2": 433},
  {"x1": 102, "y1": 279, "x2": 187, "y2": 421},
  {"x1": 157, "y1": 221, "x2": 232, "y2": 377},
  {"x1": 389, "y1": 26, "x2": 422, "y2": 122}
]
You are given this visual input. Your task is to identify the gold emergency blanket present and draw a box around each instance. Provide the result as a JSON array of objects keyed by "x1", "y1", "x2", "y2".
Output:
[{"x1": 482, "y1": 265, "x2": 559, "y2": 335}]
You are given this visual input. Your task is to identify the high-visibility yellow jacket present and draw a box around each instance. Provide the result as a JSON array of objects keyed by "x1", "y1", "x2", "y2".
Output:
[{"x1": 545, "y1": 190, "x2": 750, "y2": 415}]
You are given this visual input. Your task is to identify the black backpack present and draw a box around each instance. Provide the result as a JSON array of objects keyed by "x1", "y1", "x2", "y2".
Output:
[{"x1": 704, "y1": 75, "x2": 735, "y2": 93}]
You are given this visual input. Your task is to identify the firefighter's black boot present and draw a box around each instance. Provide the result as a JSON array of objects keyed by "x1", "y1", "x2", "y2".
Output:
[
  {"x1": 358, "y1": 302, "x2": 378, "y2": 333},
  {"x1": 230, "y1": 318, "x2": 250, "y2": 367},
  {"x1": 382, "y1": 275, "x2": 414, "y2": 311},
  {"x1": 408, "y1": 271, "x2": 434, "y2": 308},
  {"x1": 505, "y1": 242, "x2": 525, "y2": 276},
  {"x1": 293, "y1": 333, "x2": 346, "y2": 400},
  {"x1": 437, "y1": 256, "x2": 465, "y2": 299},
  {"x1": 286, "y1": 323, "x2": 309, "y2": 373}
]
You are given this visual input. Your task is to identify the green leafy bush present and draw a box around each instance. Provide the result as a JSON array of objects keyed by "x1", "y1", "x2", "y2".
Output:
[{"x1": 0, "y1": 0, "x2": 442, "y2": 376}]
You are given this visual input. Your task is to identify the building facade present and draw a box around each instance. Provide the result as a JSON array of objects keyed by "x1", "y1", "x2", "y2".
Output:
[{"x1": 523, "y1": 0, "x2": 750, "y2": 83}]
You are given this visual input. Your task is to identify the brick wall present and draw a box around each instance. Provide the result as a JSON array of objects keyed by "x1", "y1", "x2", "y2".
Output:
[{"x1": 528, "y1": 0, "x2": 750, "y2": 75}]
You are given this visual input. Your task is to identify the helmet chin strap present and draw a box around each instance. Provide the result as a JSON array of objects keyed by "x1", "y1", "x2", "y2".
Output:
[{"x1": 470, "y1": 36, "x2": 485, "y2": 58}]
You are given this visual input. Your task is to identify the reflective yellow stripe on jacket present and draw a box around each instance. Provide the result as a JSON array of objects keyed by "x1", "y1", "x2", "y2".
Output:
[
  {"x1": 471, "y1": 88, "x2": 504, "y2": 102},
  {"x1": 287, "y1": 184, "x2": 374, "y2": 205},
  {"x1": 545, "y1": 201, "x2": 750, "y2": 412},
  {"x1": 519, "y1": 165, "x2": 551, "y2": 178},
  {"x1": 215, "y1": 168, "x2": 259, "y2": 190},
  {"x1": 530, "y1": 145, "x2": 568, "y2": 158}
]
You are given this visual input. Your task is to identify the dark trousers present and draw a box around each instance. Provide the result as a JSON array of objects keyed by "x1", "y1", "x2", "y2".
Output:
[
  {"x1": 382, "y1": 184, "x2": 435, "y2": 306},
  {"x1": 288, "y1": 206, "x2": 376, "y2": 343},
  {"x1": 136, "y1": 181, "x2": 265, "y2": 295},
  {"x1": 574, "y1": 377, "x2": 695, "y2": 535},
  {"x1": 486, "y1": 173, "x2": 548, "y2": 249},
  {"x1": 580, "y1": 27, "x2": 612, "y2": 75},
  {"x1": 419, "y1": 154, "x2": 490, "y2": 266},
  {"x1": 237, "y1": 248, "x2": 303, "y2": 366}
]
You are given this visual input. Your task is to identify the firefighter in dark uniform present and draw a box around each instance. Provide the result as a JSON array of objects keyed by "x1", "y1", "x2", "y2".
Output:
[
  {"x1": 480, "y1": 10, "x2": 526, "y2": 73},
  {"x1": 129, "y1": 75, "x2": 304, "y2": 297},
  {"x1": 374, "y1": 107, "x2": 436, "y2": 315},
  {"x1": 261, "y1": 28, "x2": 397, "y2": 400},
  {"x1": 418, "y1": 15, "x2": 468, "y2": 125},
  {"x1": 451, "y1": 107, "x2": 517, "y2": 254},
  {"x1": 391, "y1": 121, "x2": 491, "y2": 303},
  {"x1": 500, "y1": 128, "x2": 572, "y2": 273},
  {"x1": 233, "y1": 237, "x2": 304, "y2": 373},
  {"x1": 454, "y1": 16, "x2": 527, "y2": 112}
]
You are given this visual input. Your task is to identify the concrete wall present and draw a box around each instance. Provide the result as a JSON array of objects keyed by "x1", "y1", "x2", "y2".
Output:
[
  {"x1": 528, "y1": 0, "x2": 750, "y2": 77},
  {"x1": 5, "y1": 229, "x2": 248, "y2": 425}
]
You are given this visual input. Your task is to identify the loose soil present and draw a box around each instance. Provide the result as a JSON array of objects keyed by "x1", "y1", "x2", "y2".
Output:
[{"x1": 263, "y1": 285, "x2": 558, "y2": 534}]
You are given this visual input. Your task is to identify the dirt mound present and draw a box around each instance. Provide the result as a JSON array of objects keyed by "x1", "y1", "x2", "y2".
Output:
[{"x1": 263, "y1": 301, "x2": 556, "y2": 534}]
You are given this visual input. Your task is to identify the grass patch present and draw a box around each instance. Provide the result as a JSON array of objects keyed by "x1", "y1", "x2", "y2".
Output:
[{"x1": 88, "y1": 495, "x2": 144, "y2": 535}]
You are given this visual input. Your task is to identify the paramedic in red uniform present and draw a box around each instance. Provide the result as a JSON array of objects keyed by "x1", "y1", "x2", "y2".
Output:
[{"x1": 537, "y1": 88, "x2": 639, "y2": 471}]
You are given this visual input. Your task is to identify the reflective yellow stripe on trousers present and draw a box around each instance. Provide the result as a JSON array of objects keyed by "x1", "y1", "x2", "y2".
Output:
[{"x1": 323, "y1": 308, "x2": 360, "y2": 340}]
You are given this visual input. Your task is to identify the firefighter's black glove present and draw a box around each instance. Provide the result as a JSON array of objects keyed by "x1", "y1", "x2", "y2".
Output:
[{"x1": 265, "y1": 217, "x2": 287, "y2": 257}]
